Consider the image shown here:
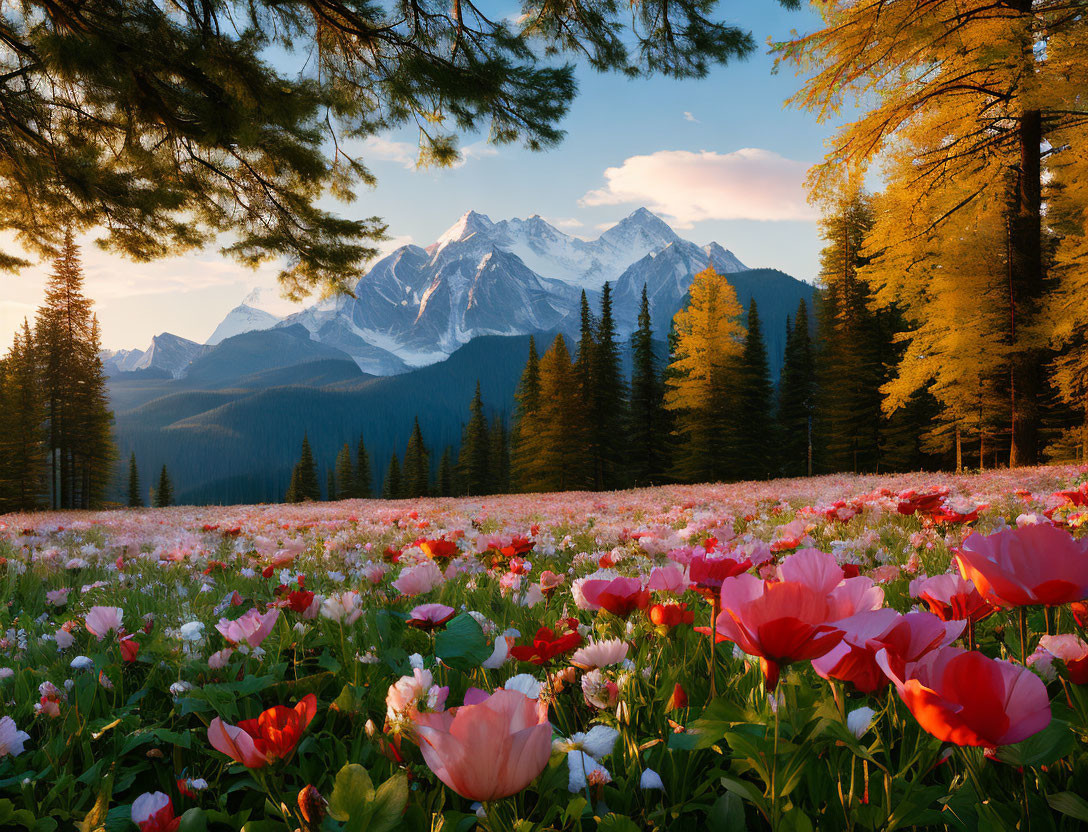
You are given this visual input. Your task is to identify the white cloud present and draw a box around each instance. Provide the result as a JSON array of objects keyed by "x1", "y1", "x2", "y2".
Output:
[
  {"x1": 581, "y1": 148, "x2": 816, "y2": 225},
  {"x1": 546, "y1": 217, "x2": 584, "y2": 231},
  {"x1": 683, "y1": 111, "x2": 699, "y2": 123}
]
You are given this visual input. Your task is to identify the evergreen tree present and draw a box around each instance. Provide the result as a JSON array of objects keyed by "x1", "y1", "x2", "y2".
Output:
[
  {"x1": 0, "y1": 320, "x2": 45, "y2": 510},
  {"x1": 592, "y1": 282, "x2": 627, "y2": 489},
  {"x1": 154, "y1": 464, "x2": 173, "y2": 508},
  {"x1": 127, "y1": 453, "x2": 142, "y2": 508},
  {"x1": 525, "y1": 335, "x2": 586, "y2": 492},
  {"x1": 488, "y1": 417, "x2": 510, "y2": 494},
  {"x1": 457, "y1": 382, "x2": 491, "y2": 495},
  {"x1": 437, "y1": 447, "x2": 454, "y2": 497},
  {"x1": 334, "y1": 443, "x2": 355, "y2": 499},
  {"x1": 383, "y1": 453, "x2": 404, "y2": 499},
  {"x1": 403, "y1": 417, "x2": 430, "y2": 497},
  {"x1": 664, "y1": 267, "x2": 746, "y2": 483},
  {"x1": 572, "y1": 291, "x2": 597, "y2": 488},
  {"x1": 511, "y1": 336, "x2": 542, "y2": 490},
  {"x1": 734, "y1": 300, "x2": 776, "y2": 480},
  {"x1": 355, "y1": 434, "x2": 372, "y2": 498},
  {"x1": 285, "y1": 468, "x2": 300, "y2": 503},
  {"x1": 813, "y1": 193, "x2": 887, "y2": 474},
  {"x1": 777, "y1": 300, "x2": 817, "y2": 477},
  {"x1": 34, "y1": 231, "x2": 114, "y2": 509},
  {"x1": 290, "y1": 435, "x2": 321, "y2": 501},
  {"x1": 628, "y1": 285, "x2": 668, "y2": 486},
  {"x1": 325, "y1": 468, "x2": 336, "y2": 501}
]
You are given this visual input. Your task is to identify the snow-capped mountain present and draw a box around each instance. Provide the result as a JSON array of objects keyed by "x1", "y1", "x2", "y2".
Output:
[
  {"x1": 102, "y1": 333, "x2": 206, "y2": 378},
  {"x1": 113, "y1": 207, "x2": 811, "y2": 382}
]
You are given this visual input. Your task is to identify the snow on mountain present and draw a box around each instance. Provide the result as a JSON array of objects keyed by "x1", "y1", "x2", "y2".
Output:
[
  {"x1": 100, "y1": 347, "x2": 146, "y2": 374},
  {"x1": 207, "y1": 303, "x2": 282, "y2": 345}
]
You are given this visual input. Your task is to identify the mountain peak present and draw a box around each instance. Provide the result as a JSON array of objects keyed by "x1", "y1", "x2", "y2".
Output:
[
  {"x1": 434, "y1": 210, "x2": 494, "y2": 250},
  {"x1": 599, "y1": 208, "x2": 679, "y2": 247}
]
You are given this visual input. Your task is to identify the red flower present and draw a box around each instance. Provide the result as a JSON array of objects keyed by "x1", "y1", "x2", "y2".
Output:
[
  {"x1": 648, "y1": 602, "x2": 695, "y2": 630},
  {"x1": 580, "y1": 576, "x2": 650, "y2": 617},
  {"x1": 509, "y1": 624, "x2": 583, "y2": 665},
  {"x1": 419, "y1": 539, "x2": 460, "y2": 562},
  {"x1": 285, "y1": 590, "x2": 315, "y2": 613},
  {"x1": 665, "y1": 682, "x2": 688, "y2": 711},
  {"x1": 208, "y1": 694, "x2": 318, "y2": 768},
  {"x1": 119, "y1": 636, "x2": 140, "y2": 663},
  {"x1": 689, "y1": 553, "x2": 752, "y2": 595},
  {"x1": 897, "y1": 491, "x2": 946, "y2": 517},
  {"x1": 501, "y1": 536, "x2": 534, "y2": 559}
]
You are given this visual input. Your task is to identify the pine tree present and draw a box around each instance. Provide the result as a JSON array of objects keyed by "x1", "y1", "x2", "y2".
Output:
[
  {"x1": 127, "y1": 453, "x2": 142, "y2": 507},
  {"x1": 777, "y1": 300, "x2": 817, "y2": 477},
  {"x1": 572, "y1": 291, "x2": 597, "y2": 488},
  {"x1": 525, "y1": 335, "x2": 587, "y2": 492},
  {"x1": 355, "y1": 434, "x2": 372, "y2": 498},
  {"x1": 290, "y1": 435, "x2": 320, "y2": 501},
  {"x1": 664, "y1": 266, "x2": 746, "y2": 483},
  {"x1": 285, "y1": 468, "x2": 300, "y2": 503},
  {"x1": 154, "y1": 464, "x2": 174, "y2": 507},
  {"x1": 592, "y1": 282, "x2": 627, "y2": 489},
  {"x1": 334, "y1": 443, "x2": 355, "y2": 499},
  {"x1": 734, "y1": 299, "x2": 776, "y2": 480},
  {"x1": 0, "y1": 320, "x2": 45, "y2": 510},
  {"x1": 457, "y1": 382, "x2": 491, "y2": 495},
  {"x1": 511, "y1": 336, "x2": 542, "y2": 491},
  {"x1": 326, "y1": 468, "x2": 336, "y2": 501},
  {"x1": 403, "y1": 417, "x2": 430, "y2": 497},
  {"x1": 628, "y1": 284, "x2": 668, "y2": 486},
  {"x1": 34, "y1": 231, "x2": 114, "y2": 509},
  {"x1": 437, "y1": 446, "x2": 454, "y2": 497},
  {"x1": 488, "y1": 417, "x2": 510, "y2": 494},
  {"x1": 383, "y1": 452, "x2": 404, "y2": 499}
]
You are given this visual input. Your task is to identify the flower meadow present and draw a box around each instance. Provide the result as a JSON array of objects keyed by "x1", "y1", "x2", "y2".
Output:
[{"x1": 2, "y1": 468, "x2": 1088, "y2": 831}]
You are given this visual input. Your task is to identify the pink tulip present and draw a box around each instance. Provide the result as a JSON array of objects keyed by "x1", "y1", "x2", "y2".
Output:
[
  {"x1": 215, "y1": 607, "x2": 279, "y2": 648},
  {"x1": 85, "y1": 606, "x2": 123, "y2": 640},
  {"x1": 956, "y1": 524, "x2": 1088, "y2": 607},
  {"x1": 407, "y1": 604, "x2": 456, "y2": 630},
  {"x1": 413, "y1": 689, "x2": 552, "y2": 802}
]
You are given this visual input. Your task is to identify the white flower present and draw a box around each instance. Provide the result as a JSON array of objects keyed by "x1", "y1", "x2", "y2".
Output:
[
  {"x1": 178, "y1": 622, "x2": 205, "y2": 642},
  {"x1": 502, "y1": 673, "x2": 543, "y2": 700},
  {"x1": 169, "y1": 682, "x2": 192, "y2": 698},
  {"x1": 70, "y1": 656, "x2": 94, "y2": 670},
  {"x1": 0, "y1": 716, "x2": 29, "y2": 758},
  {"x1": 847, "y1": 706, "x2": 876, "y2": 739},
  {"x1": 639, "y1": 768, "x2": 665, "y2": 790},
  {"x1": 553, "y1": 725, "x2": 619, "y2": 792}
]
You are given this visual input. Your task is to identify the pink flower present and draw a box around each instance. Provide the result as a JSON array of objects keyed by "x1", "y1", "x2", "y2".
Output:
[
  {"x1": 392, "y1": 561, "x2": 445, "y2": 596},
  {"x1": 647, "y1": 565, "x2": 687, "y2": 594},
  {"x1": 407, "y1": 604, "x2": 456, "y2": 631},
  {"x1": 320, "y1": 591, "x2": 363, "y2": 624},
  {"x1": 413, "y1": 689, "x2": 552, "y2": 802},
  {"x1": 208, "y1": 648, "x2": 234, "y2": 669},
  {"x1": 215, "y1": 607, "x2": 279, "y2": 648},
  {"x1": 1036, "y1": 634, "x2": 1088, "y2": 684},
  {"x1": 0, "y1": 716, "x2": 29, "y2": 758},
  {"x1": 85, "y1": 606, "x2": 123, "y2": 640},
  {"x1": 208, "y1": 695, "x2": 317, "y2": 768},
  {"x1": 46, "y1": 589, "x2": 69, "y2": 607},
  {"x1": 386, "y1": 668, "x2": 449, "y2": 726},
  {"x1": 570, "y1": 639, "x2": 629, "y2": 671},
  {"x1": 131, "y1": 792, "x2": 179, "y2": 832}
]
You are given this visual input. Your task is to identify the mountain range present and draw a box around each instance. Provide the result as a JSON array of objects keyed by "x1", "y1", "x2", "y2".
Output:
[{"x1": 101, "y1": 207, "x2": 816, "y2": 504}]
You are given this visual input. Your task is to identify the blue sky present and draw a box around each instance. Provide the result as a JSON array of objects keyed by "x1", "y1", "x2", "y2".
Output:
[{"x1": 1, "y1": 2, "x2": 837, "y2": 350}]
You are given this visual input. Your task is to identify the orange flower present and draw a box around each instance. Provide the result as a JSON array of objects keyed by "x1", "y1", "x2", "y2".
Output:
[{"x1": 208, "y1": 694, "x2": 317, "y2": 768}]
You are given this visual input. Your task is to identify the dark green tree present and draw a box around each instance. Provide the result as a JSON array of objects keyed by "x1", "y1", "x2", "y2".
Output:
[
  {"x1": 334, "y1": 444, "x2": 355, "y2": 499},
  {"x1": 355, "y1": 434, "x2": 372, "y2": 498},
  {"x1": 511, "y1": 336, "x2": 542, "y2": 490},
  {"x1": 628, "y1": 284, "x2": 668, "y2": 486},
  {"x1": 488, "y1": 418, "x2": 510, "y2": 494},
  {"x1": 154, "y1": 464, "x2": 173, "y2": 508},
  {"x1": 0, "y1": 320, "x2": 45, "y2": 511},
  {"x1": 437, "y1": 447, "x2": 454, "y2": 497},
  {"x1": 457, "y1": 382, "x2": 491, "y2": 495},
  {"x1": 383, "y1": 453, "x2": 404, "y2": 500},
  {"x1": 289, "y1": 435, "x2": 321, "y2": 501},
  {"x1": 326, "y1": 468, "x2": 337, "y2": 501},
  {"x1": 592, "y1": 282, "x2": 627, "y2": 489},
  {"x1": 734, "y1": 299, "x2": 776, "y2": 480},
  {"x1": 127, "y1": 453, "x2": 142, "y2": 508},
  {"x1": 777, "y1": 300, "x2": 818, "y2": 477},
  {"x1": 403, "y1": 417, "x2": 431, "y2": 498}
]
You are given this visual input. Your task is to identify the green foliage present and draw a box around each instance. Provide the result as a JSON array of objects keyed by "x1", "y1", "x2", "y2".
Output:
[
  {"x1": 403, "y1": 417, "x2": 430, "y2": 498},
  {"x1": 153, "y1": 465, "x2": 173, "y2": 508},
  {"x1": 126, "y1": 453, "x2": 142, "y2": 508},
  {"x1": 334, "y1": 444, "x2": 355, "y2": 501},
  {"x1": 734, "y1": 299, "x2": 776, "y2": 480},
  {"x1": 628, "y1": 284, "x2": 669, "y2": 486},
  {"x1": 777, "y1": 300, "x2": 816, "y2": 477},
  {"x1": 457, "y1": 382, "x2": 491, "y2": 496}
]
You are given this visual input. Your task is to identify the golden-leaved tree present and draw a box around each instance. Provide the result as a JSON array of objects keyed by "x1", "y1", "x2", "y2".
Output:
[
  {"x1": 664, "y1": 266, "x2": 746, "y2": 482},
  {"x1": 777, "y1": 0, "x2": 1088, "y2": 465}
]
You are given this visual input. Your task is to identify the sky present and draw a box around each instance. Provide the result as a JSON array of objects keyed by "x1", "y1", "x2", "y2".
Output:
[{"x1": 0, "y1": 2, "x2": 837, "y2": 352}]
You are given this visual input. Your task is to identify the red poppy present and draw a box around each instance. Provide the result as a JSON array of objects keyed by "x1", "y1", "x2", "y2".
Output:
[
  {"x1": 119, "y1": 636, "x2": 140, "y2": 663},
  {"x1": 500, "y1": 536, "x2": 534, "y2": 559},
  {"x1": 897, "y1": 491, "x2": 946, "y2": 517},
  {"x1": 648, "y1": 602, "x2": 695, "y2": 630},
  {"x1": 509, "y1": 623, "x2": 583, "y2": 665},
  {"x1": 208, "y1": 694, "x2": 318, "y2": 768},
  {"x1": 419, "y1": 539, "x2": 459, "y2": 562},
  {"x1": 689, "y1": 553, "x2": 752, "y2": 596}
]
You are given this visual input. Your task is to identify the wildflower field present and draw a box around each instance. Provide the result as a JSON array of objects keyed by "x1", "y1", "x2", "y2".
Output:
[{"x1": 2, "y1": 467, "x2": 1088, "y2": 832}]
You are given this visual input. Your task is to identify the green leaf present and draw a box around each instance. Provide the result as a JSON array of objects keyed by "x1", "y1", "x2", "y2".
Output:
[
  {"x1": 1047, "y1": 792, "x2": 1088, "y2": 822},
  {"x1": 328, "y1": 763, "x2": 375, "y2": 823},
  {"x1": 434, "y1": 613, "x2": 490, "y2": 671},
  {"x1": 996, "y1": 719, "x2": 1076, "y2": 768},
  {"x1": 595, "y1": 815, "x2": 641, "y2": 832},
  {"x1": 707, "y1": 792, "x2": 745, "y2": 832},
  {"x1": 177, "y1": 808, "x2": 209, "y2": 832},
  {"x1": 318, "y1": 651, "x2": 342, "y2": 673},
  {"x1": 368, "y1": 772, "x2": 409, "y2": 832}
]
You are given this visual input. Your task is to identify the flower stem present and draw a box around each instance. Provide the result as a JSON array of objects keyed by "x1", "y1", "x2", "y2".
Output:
[
  {"x1": 708, "y1": 594, "x2": 720, "y2": 701},
  {"x1": 1018, "y1": 606, "x2": 1030, "y2": 666}
]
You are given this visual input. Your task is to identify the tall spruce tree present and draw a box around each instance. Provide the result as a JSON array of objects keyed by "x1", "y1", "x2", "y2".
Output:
[
  {"x1": 290, "y1": 435, "x2": 321, "y2": 501},
  {"x1": 127, "y1": 453, "x2": 142, "y2": 508},
  {"x1": 334, "y1": 444, "x2": 355, "y2": 499},
  {"x1": 355, "y1": 434, "x2": 372, "y2": 498},
  {"x1": 777, "y1": 300, "x2": 817, "y2": 477},
  {"x1": 326, "y1": 469, "x2": 336, "y2": 501},
  {"x1": 437, "y1": 447, "x2": 454, "y2": 497},
  {"x1": 403, "y1": 417, "x2": 430, "y2": 497},
  {"x1": 458, "y1": 382, "x2": 491, "y2": 495},
  {"x1": 488, "y1": 418, "x2": 510, "y2": 494},
  {"x1": 0, "y1": 320, "x2": 45, "y2": 510},
  {"x1": 34, "y1": 231, "x2": 114, "y2": 509},
  {"x1": 734, "y1": 300, "x2": 776, "y2": 480},
  {"x1": 525, "y1": 335, "x2": 587, "y2": 492},
  {"x1": 592, "y1": 282, "x2": 627, "y2": 489},
  {"x1": 628, "y1": 285, "x2": 668, "y2": 486},
  {"x1": 383, "y1": 453, "x2": 404, "y2": 499},
  {"x1": 511, "y1": 336, "x2": 542, "y2": 491},
  {"x1": 573, "y1": 291, "x2": 597, "y2": 488},
  {"x1": 154, "y1": 464, "x2": 173, "y2": 507}
]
